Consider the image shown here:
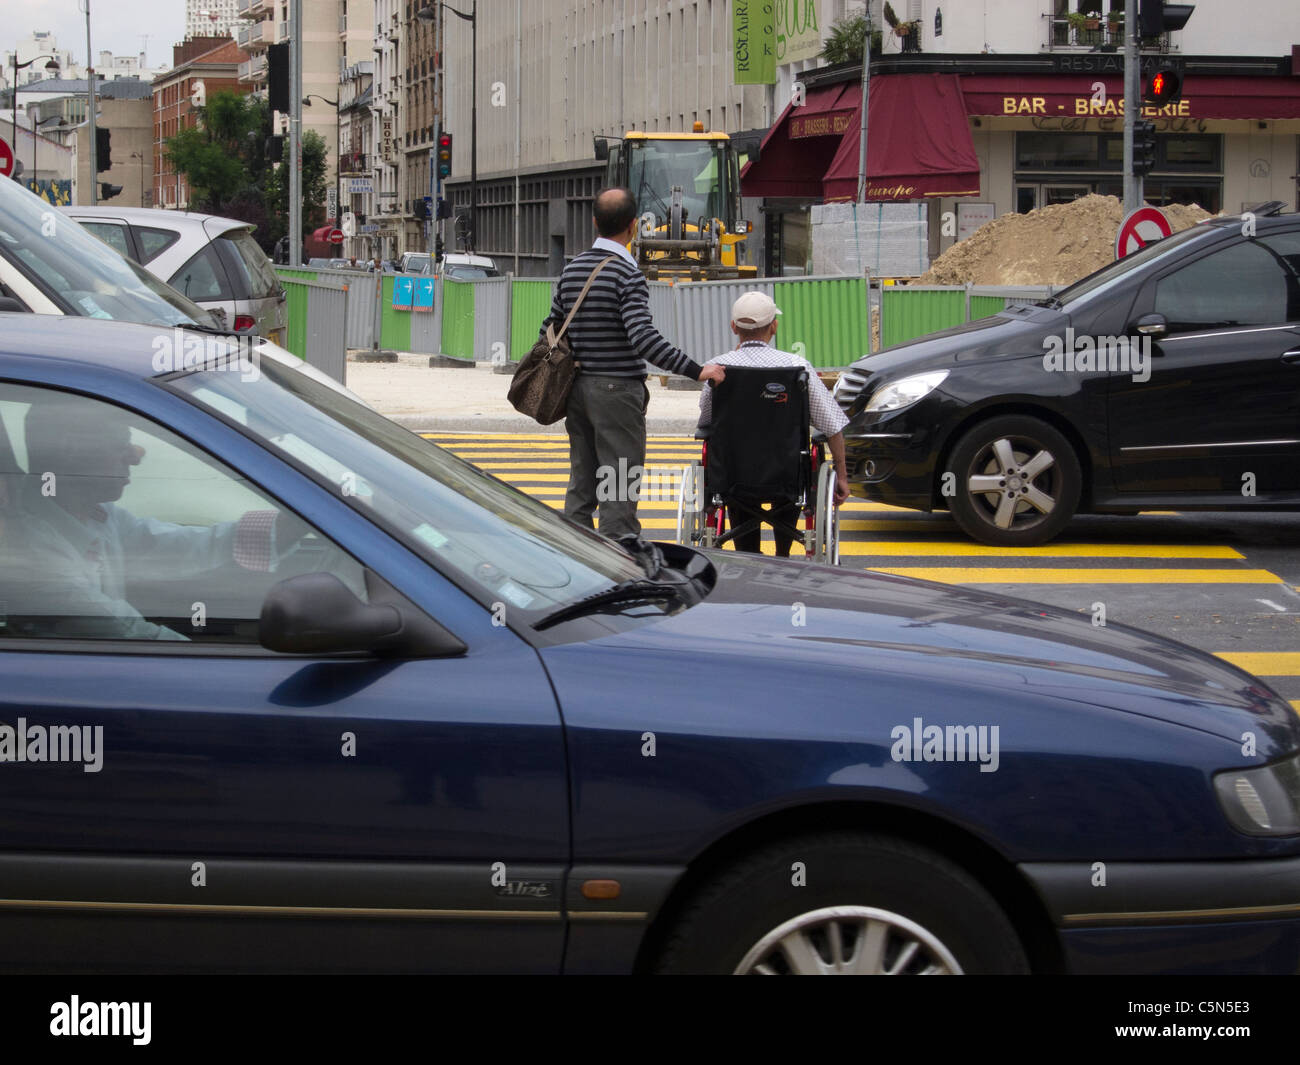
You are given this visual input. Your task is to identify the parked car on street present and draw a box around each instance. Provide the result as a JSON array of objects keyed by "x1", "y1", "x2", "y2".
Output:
[
  {"x1": 60, "y1": 205, "x2": 288, "y2": 347},
  {"x1": 0, "y1": 176, "x2": 355, "y2": 402},
  {"x1": 835, "y1": 205, "x2": 1300, "y2": 545},
  {"x1": 1, "y1": 312, "x2": 1297, "y2": 975}
]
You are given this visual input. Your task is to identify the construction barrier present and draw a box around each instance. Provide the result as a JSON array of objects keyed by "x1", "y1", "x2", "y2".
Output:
[
  {"x1": 276, "y1": 268, "x2": 1058, "y2": 371},
  {"x1": 275, "y1": 270, "x2": 349, "y2": 383}
]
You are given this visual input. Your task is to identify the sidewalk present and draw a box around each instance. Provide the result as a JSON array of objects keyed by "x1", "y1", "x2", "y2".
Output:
[{"x1": 346, "y1": 353, "x2": 707, "y2": 433}]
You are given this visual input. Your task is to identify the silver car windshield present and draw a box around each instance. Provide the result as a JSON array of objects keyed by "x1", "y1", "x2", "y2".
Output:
[
  {"x1": 0, "y1": 178, "x2": 216, "y2": 328},
  {"x1": 169, "y1": 358, "x2": 646, "y2": 619}
]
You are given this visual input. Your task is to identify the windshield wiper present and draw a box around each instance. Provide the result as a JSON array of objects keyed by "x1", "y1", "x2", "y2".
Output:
[{"x1": 533, "y1": 578, "x2": 686, "y2": 631}]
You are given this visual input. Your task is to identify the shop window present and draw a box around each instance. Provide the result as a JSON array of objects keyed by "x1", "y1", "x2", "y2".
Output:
[{"x1": 1016, "y1": 132, "x2": 1102, "y2": 170}]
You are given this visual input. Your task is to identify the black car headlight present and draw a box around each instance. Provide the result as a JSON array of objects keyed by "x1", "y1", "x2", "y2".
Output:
[
  {"x1": 1213, "y1": 752, "x2": 1300, "y2": 836},
  {"x1": 864, "y1": 370, "x2": 949, "y2": 414}
]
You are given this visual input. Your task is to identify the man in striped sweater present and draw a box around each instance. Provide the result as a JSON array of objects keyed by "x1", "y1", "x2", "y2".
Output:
[{"x1": 541, "y1": 187, "x2": 725, "y2": 539}]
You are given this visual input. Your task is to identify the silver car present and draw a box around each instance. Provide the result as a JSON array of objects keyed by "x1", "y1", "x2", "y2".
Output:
[{"x1": 59, "y1": 206, "x2": 288, "y2": 346}]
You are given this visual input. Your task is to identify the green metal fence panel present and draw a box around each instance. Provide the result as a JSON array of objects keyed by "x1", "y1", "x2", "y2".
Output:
[
  {"x1": 283, "y1": 280, "x2": 310, "y2": 359},
  {"x1": 970, "y1": 295, "x2": 1007, "y2": 321},
  {"x1": 378, "y1": 275, "x2": 412, "y2": 352},
  {"x1": 773, "y1": 277, "x2": 869, "y2": 368},
  {"x1": 881, "y1": 288, "x2": 968, "y2": 348},
  {"x1": 440, "y1": 279, "x2": 475, "y2": 359},
  {"x1": 510, "y1": 280, "x2": 555, "y2": 360}
]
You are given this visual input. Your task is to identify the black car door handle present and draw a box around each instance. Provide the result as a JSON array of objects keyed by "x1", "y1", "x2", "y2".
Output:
[{"x1": 1282, "y1": 348, "x2": 1300, "y2": 364}]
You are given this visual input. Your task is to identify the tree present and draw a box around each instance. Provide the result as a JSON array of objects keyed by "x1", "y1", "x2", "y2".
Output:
[
  {"x1": 820, "y1": 14, "x2": 882, "y2": 65},
  {"x1": 262, "y1": 129, "x2": 328, "y2": 252},
  {"x1": 163, "y1": 90, "x2": 268, "y2": 216}
]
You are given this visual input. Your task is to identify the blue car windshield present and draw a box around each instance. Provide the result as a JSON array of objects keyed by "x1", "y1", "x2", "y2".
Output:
[{"x1": 169, "y1": 359, "x2": 645, "y2": 618}]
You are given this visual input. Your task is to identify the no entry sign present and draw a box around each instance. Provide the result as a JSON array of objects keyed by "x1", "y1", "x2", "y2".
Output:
[
  {"x1": 0, "y1": 138, "x2": 13, "y2": 179},
  {"x1": 1115, "y1": 206, "x2": 1173, "y2": 259},
  {"x1": 326, "y1": 228, "x2": 345, "y2": 245}
]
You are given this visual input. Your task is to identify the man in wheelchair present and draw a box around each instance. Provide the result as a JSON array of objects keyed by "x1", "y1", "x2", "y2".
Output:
[{"x1": 679, "y1": 292, "x2": 850, "y2": 562}]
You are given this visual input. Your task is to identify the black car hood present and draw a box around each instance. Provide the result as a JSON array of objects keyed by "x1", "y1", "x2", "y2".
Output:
[{"x1": 549, "y1": 550, "x2": 1299, "y2": 753}]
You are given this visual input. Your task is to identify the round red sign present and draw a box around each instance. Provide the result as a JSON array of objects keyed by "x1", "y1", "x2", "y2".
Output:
[
  {"x1": 327, "y1": 228, "x2": 345, "y2": 245},
  {"x1": 1115, "y1": 206, "x2": 1173, "y2": 259},
  {"x1": 0, "y1": 138, "x2": 13, "y2": 179}
]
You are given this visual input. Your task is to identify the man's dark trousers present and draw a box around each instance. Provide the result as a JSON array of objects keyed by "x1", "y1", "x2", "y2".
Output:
[{"x1": 565, "y1": 373, "x2": 650, "y2": 539}]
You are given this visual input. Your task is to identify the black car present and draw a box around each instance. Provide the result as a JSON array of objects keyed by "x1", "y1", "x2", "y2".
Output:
[{"x1": 835, "y1": 206, "x2": 1300, "y2": 546}]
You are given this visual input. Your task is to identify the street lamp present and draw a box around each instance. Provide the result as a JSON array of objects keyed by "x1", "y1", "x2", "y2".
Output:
[
  {"x1": 9, "y1": 54, "x2": 60, "y2": 179},
  {"x1": 34, "y1": 114, "x2": 62, "y2": 192},
  {"x1": 129, "y1": 149, "x2": 145, "y2": 205},
  {"x1": 418, "y1": 0, "x2": 475, "y2": 252},
  {"x1": 304, "y1": 94, "x2": 341, "y2": 255}
]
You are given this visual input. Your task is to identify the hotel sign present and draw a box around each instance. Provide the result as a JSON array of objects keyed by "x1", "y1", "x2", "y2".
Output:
[{"x1": 790, "y1": 110, "x2": 854, "y2": 138}]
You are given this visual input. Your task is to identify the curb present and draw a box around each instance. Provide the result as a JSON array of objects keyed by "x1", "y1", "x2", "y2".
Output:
[{"x1": 388, "y1": 413, "x2": 702, "y2": 435}]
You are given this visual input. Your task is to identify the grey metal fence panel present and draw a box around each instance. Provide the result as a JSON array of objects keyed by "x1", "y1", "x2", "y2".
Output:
[
  {"x1": 671, "y1": 277, "x2": 778, "y2": 361},
  {"x1": 470, "y1": 276, "x2": 511, "y2": 360},
  {"x1": 408, "y1": 292, "x2": 441, "y2": 355},
  {"x1": 304, "y1": 280, "x2": 348, "y2": 383},
  {"x1": 646, "y1": 281, "x2": 678, "y2": 348},
  {"x1": 338, "y1": 270, "x2": 376, "y2": 350}
]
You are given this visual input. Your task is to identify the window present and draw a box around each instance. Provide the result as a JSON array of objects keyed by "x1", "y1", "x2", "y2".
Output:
[
  {"x1": 168, "y1": 244, "x2": 232, "y2": 302},
  {"x1": 132, "y1": 225, "x2": 181, "y2": 263},
  {"x1": 1154, "y1": 233, "x2": 1300, "y2": 330},
  {"x1": 220, "y1": 230, "x2": 282, "y2": 299},
  {"x1": 79, "y1": 221, "x2": 131, "y2": 259},
  {"x1": 0, "y1": 384, "x2": 366, "y2": 644}
]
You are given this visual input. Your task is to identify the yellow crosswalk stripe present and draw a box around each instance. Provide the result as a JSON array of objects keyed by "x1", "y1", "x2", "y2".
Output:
[
  {"x1": 1291, "y1": 701, "x2": 1300, "y2": 715},
  {"x1": 869, "y1": 568, "x2": 1282, "y2": 584},
  {"x1": 825, "y1": 543, "x2": 1244, "y2": 559},
  {"x1": 1213, "y1": 653, "x2": 1300, "y2": 676}
]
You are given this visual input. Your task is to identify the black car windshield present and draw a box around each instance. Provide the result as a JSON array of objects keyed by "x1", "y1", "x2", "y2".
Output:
[
  {"x1": 0, "y1": 177, "x2": 217, "y2": 327},
  {"x1": 169, "y1": 359, "x2": 646, "y2": 619},
  {"x1": 1052, "y1": 222, "x2": 1217, "y2": 307}
]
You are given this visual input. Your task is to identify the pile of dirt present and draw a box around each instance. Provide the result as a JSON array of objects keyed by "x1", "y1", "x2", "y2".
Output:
[{"x1": 917, "y1": 194, "x2": 1212, "y2": 286}]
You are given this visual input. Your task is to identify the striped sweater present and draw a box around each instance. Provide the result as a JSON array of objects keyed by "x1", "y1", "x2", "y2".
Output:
[{"x1": 540, "y1": 247, "x2": 703, "y2": 380}]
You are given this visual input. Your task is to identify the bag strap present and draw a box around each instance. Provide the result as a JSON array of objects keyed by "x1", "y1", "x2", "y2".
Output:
[{"x1": 547, "y1": 255, "x2": 618, "y2": 348}]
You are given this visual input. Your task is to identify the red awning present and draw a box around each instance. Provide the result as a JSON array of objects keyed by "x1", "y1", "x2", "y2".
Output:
[
  {"x1": 823, "y1": 73, "x2": 981, "y2": 201},
  {"x1": 962, "y1": 74, "x2": 1300, "y2": 120},
  {"x1": 740, "y1": 83, "x2": 859, "y2": 198},
  {"x1": 740, "y1": 73, "x2": 981, "y2": 202}
]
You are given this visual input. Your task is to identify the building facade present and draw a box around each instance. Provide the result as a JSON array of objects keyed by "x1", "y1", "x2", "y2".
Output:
[
  {"x1": 152, "y1": 38, "x2": 248, "y2": 209},
  {"x1": 188, "y1": 0, "x2": 245, "y2": 41}
]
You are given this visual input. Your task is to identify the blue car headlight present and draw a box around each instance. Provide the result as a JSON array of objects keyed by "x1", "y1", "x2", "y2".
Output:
[
  {"x1": 864, "y1": 370, "x2": 949, "y2": 414},
  {"x1": 1213, "y1": 752, "x2": 1300, "y2": 836}
]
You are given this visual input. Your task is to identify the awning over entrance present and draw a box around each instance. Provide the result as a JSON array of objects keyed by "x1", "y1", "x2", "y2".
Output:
[
  {"x1": 962, "y1": 74, "x2": 1300, "y2": 120},
  {"x1": 740, "y1": 73, "x2": 981, "y2": 202}
]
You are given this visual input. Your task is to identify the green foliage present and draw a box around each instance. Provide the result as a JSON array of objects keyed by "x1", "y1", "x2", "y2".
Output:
[
  {"x1": 820, "y1": 14, "x2": 881, "y2": 65},
  {"x1": 163, "y1": 89, "x2": 327, "y2": 256}
]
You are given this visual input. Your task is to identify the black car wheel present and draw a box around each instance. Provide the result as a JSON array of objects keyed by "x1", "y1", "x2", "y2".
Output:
[
  {"x1": 947, "y1": 415, "x2": 1081, "y2": 547},
  {"x1": 655, "y1": 832, "x2": 1028, "y2": 974}
]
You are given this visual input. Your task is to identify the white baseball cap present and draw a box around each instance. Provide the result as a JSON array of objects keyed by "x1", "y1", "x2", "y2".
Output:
[{"x1": 731, "y1": 291, "x2": 782, "y2": 328}]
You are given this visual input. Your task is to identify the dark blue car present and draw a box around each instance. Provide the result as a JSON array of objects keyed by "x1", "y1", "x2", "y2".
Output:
[{"x1": 1, "y1": 315, "x2": 1297, "y2": 975}]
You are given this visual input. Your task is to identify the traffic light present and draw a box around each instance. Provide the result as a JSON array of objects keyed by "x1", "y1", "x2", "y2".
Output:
[
  {"x1": 265, "y1": 135, "x2": 283, "y2": 163},
  {"x1": 1132, "y1": 120, "x2": 1157, "y2": 176},
  {"x1": 95, "y1": 127, "x2": 111, "y2": 173},
  {"x1": 99, "y1": 182, "x2": 123, "y2": 200},
  {"x1": 436, "y1": 133, "x2": 452, "y2": 179},
  {"x1": 267, "y1": 43, "x2": 289, "y2": 114},
  {"x1": 1144, "y1": 65, "x2": 1182, "y2": 106},
  {"x1": 1138, "y1": 1, "x2": 1195, "y2": 37},
  {"x1": 436, "y1": 197, "x2": 450, "y2": 220}
]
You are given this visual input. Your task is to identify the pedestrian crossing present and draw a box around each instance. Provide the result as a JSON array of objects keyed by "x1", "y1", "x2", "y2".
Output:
[{"x1": 424, "y1": 431, "x2": 1300, "y2": 712}]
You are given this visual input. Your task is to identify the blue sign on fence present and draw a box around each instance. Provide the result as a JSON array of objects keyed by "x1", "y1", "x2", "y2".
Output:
[
  {"x1": 392, "y1": 275, "x2": 414, "y2": 310},
  {"x1": 412, "y1": 277, "x2": 434, "y2": 312}
]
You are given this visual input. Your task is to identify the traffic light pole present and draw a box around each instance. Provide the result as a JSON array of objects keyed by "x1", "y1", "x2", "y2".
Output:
[
  {"x1": 1123, "y1": 0, "x2": 1140, "y2": 210},
  {"x1": 288, "y1": 0, "x2": 302, "y2": 267},
  {"x1": 85, "y1": 0, "x2": 97, "y2": 205}
]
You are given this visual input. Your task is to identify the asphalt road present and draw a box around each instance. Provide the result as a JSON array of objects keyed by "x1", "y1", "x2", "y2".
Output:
[{"x1": 427, "y1": 431, "x2": 1300, "y2": 714}]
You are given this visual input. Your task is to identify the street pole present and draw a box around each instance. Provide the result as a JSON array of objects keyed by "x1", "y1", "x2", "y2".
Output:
[
  {"x1": 1123, "y1": 0, "x2": 1140, "y2": 210},
  {"x1": 856, "y1": 8, "x2": 871, "y2": 202},
  {"x1": 513, "y1": 0, "x2": 520, "y2": 274},
  {"x1": 85, "y1": 0, "x2": 97, "y2": 205},
  {"x1": 469, "y1": 0, "x2": 477, "y2": 252},
  {"x1": 289, "y1": 0, "x2": 302, "y2": 266}
]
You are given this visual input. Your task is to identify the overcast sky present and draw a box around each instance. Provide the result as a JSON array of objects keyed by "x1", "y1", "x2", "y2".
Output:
[{"x1": 14, "y1": 0, "x2": 188, "y2": 69}]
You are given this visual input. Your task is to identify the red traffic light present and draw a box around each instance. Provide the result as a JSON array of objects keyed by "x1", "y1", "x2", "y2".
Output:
[
  {"x1": 438, "y1": 133, "x2": 451, "y2": 149},
  {"x1": 1144, "y1": 65, "x2": 1182, "y2": 106}
]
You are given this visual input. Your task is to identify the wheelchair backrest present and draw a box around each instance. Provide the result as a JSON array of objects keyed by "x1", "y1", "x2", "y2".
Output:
[{"x1": 706, "y1": 364, "x2": 810, "y2": 499}]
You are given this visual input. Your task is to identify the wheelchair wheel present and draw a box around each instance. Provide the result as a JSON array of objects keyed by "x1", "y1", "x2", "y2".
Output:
[
  {"x1": 812, "y1": 462, "x2": 840, "y2": 565},
  {"x1": 675, "y1": 464, "x2": 706, "y2": 546}
]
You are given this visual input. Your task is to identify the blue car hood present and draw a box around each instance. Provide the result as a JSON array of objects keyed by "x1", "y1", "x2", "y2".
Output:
[{"x1": 543, "y1": 552, "x2": 1298, "y2": 754}]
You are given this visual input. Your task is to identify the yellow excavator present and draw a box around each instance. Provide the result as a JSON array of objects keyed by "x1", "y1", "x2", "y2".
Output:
[{"x1": 594, "y1": 123, "x2": 758, "y2": 281}]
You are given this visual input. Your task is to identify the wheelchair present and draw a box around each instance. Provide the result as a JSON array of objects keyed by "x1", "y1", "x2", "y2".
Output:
[{"x1": 674, "y1": 365, "x2": 840, "y2": 565}]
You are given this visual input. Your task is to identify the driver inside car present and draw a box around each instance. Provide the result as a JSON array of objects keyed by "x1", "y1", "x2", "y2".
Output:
[{"x1": 1, "y1": 397, "x2": 309, "y2": 640}]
